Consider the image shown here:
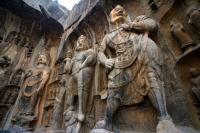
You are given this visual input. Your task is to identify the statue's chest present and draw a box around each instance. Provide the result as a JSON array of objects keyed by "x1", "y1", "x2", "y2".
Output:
[
  {"x1": 74, "y1": 51, "x2": 87, "y2": 63},
  {"x1": 109, "y1": 33, "x2": 135, "y2": 56},
  {"x1": 108, "y1": 32, "x2": 141, "y2": 68},
  {"x1": 111, "y1": 31, "x2": 131, "y2": 44},
  {"x1": 26, "y1": 70, "x2": 42, "y2": 86}
]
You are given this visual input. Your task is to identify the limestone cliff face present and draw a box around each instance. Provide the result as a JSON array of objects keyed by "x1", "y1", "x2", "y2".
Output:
[
  {"x1": 0, "y1": 0, "x2": 200, "y2": 133},
  {"x1": 23, "y1": 0, "x2": 70, "y2": 26}
]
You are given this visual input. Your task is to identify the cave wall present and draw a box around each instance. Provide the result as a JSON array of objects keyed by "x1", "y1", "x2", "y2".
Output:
[{"x1": 0, "y1": 0, "x2": 200, "y2": 133}]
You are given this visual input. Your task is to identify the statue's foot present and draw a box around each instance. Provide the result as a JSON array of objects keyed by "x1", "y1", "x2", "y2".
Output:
[
  {"x1": 90, "y1": 129, "x2": 114, "y2": 133},
  {"x1": 94, "y1": 120, "x2": 106, "y2": 129},
  {"x1": 156, "y1": 119, "x2": 184, "y2": 133},
  {"x1": 77, "y1": 113, "x2": 85, "y2": 122},
  {"x1": 92, "y1": 120, "x2": 114, "y2": 133}
]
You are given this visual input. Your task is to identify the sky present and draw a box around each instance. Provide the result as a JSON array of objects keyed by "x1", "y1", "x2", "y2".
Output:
[{"x1": 57, "y1": 0, "x2": 81, "y2": 10}]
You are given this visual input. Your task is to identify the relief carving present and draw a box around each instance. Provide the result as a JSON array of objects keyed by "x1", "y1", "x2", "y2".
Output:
[
  {"x1": 63, "y1": 106, "x2": 78, "y2": 133},
  {"x1": 43, "y1": 81, "x2": 61, "y2": 127},
  {"x1": 170, "y1": 21, "x2": 195, "y2": 53},
  {"x1": 188, "y1": 8, "x2": 200, "y2": 32},
  {"x1": 190, "y1": 67, "x2": 200, "y2": 102},
  {"x1": 0, "y1": 56, "x2": 11, "y2": 90}
]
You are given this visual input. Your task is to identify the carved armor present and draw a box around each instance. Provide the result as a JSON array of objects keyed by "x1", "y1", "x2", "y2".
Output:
[{"x1": 105, "y1": 30, "x2": 153, "y2": 105}]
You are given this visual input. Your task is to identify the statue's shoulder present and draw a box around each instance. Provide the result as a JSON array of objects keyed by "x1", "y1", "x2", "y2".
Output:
[{"x1": 107, "y1": 30, "x2": 118, "y2": 40}]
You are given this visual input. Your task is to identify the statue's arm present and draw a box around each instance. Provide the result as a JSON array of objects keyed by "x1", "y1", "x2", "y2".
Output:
[
  {"x1": 37, "y1": 69, "x2": 50, "y2": 92},
  {"x1": 98, "y1": 36, "x2": 114, "y2": 69},
  {"x1": 81, "y1": 50, "x2": 96, "y2": 69}
]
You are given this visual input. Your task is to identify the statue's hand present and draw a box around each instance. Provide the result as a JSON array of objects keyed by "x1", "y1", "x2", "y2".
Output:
[
  {"x1": 121, "y1": 23, "x2": 131, "y2": 30},
  {"x1": 105, "y1": 59, "x2": 114, "y2": 69}
]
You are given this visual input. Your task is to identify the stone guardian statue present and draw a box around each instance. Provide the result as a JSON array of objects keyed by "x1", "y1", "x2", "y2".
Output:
[
  {"x1": 94, "y1": 5, "x2": 180, "y2": 133},
  {"x1": 64, "y1": 35, "x2": 96, "y2": 133}
]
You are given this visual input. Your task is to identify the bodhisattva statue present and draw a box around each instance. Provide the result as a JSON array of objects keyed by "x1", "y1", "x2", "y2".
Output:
[
  {"x1": 190, "y1": 67, "x2": 200, "y2": 102},
  {"x1": 12, "y1": 50, "x2": 50, "y2": 128},
  {"x1": 170, "y1": 21, "x2": 194, "y2": 53},
  {"x1": 96, "y1": 5, "x2": 173, "y2": 132},
  {"x1": 64, "y1": 35, "x2": 96, "y2": 133}
]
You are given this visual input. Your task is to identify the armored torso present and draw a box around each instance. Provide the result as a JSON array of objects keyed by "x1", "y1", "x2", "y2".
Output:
[{"x1": 107, "y1": 29, "x2": 141, "y2": 68}]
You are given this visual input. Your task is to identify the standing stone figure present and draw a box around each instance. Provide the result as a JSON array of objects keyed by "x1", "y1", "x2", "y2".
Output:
[
  {"x1": 12, "y1": 49, "x2": 50, "y2": 129},
  {"x1": 96, "y1": 5, "x2": 173, "y2": 132},
  {"x1": 190, "y1": 67, "x2": 200, "y2": 102},
  {"x1": 170, "y1": 21, "x2": 194, "y2": 53},
  {"x1": 64, "y1": 35, "x2": 96, "y2": 133}
]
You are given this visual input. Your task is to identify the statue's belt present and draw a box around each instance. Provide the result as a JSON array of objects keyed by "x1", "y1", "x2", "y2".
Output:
[{"x1": 108, "y1": 68, "x2": 133, "y2": 88}]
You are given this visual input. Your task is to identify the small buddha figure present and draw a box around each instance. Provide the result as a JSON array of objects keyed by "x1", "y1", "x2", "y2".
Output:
[
  {"x1": 190, "y1": 67, "x2": 200, "y2": 102},
  {"x1": 63, "y1": 107, "x2": 78, "y2": 133},
  {"x1": 170, "y1": 21, "x2": 195, "y2": 53},
  {"x1": 188, "y1": 8, "x2": 200, "y2": 32}
]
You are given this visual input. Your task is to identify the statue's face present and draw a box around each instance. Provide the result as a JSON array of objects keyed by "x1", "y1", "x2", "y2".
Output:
[
  {"x1": 110, "y1": 5, "x2": 127, "y2": 23},
  {"x1": 37, "y1": 54, "x2": 48, "y2": 65},
  {"x1": 76, "y1": 35, "x2": 90, "y2": 50}
]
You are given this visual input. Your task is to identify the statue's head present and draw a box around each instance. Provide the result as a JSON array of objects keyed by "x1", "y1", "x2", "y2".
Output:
[
  {"x1": 36, "y1": 49, "x2": 50, "y2": 66},
  {"x1": 110, "y1": 5, "x2": 127, "y2": 24},
  {"x1": 76, "y1": 35, "x2": 90, "y2": 51},
  {"x1": 132, "y1": 15, "x2": 157, "y2": 32},
  {"x1": 170, "y1": 20, "x2": 182, "y2": 29},
  {"x1": 190, "y1": 67, "x2": 200, "y2": 77}
]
